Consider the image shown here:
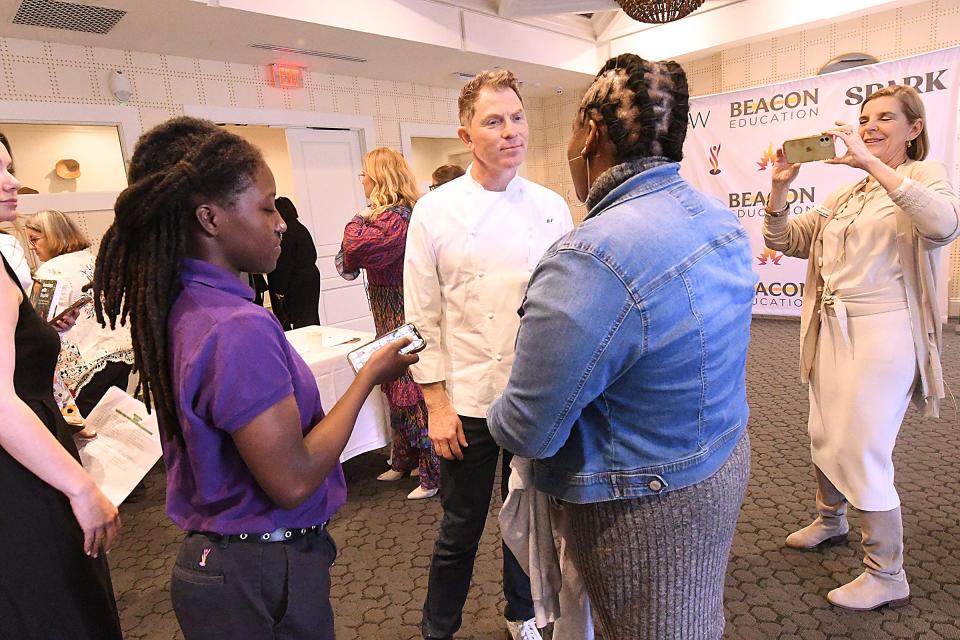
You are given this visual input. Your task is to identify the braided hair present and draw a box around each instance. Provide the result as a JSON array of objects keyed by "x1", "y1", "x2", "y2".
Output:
[
  {"x1": 577, "y1": 54, "x2": 689, "y2": 162},
  {"x1": 94, "y1": 116, "x2": 264, "y2": 442}
]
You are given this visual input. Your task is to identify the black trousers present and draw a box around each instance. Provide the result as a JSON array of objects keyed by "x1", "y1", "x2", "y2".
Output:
[
  {"x1": 421, "y1": 416, "x2": 534, "y2": 639},
  {"x1": 75, "y1": 361, "x2": 132, "y2": 418},
  {"x1": 171, "y1": 529, "x2": 337, "y2": 640}
]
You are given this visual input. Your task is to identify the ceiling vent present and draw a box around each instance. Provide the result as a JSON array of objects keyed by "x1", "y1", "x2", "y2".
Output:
[
  {"x1": 13, "y1": 0, "x2": 126, "y2": 34},
  {"x1": 250, "y1": 43, "x2": 366, "y2": 63}
]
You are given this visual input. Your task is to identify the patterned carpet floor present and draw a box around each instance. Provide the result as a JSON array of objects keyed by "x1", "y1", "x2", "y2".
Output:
[{"x1": 109, "y1": 317, "x2": 960, "y2": 639}]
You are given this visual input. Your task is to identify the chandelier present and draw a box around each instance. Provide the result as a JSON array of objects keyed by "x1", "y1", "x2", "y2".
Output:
[{"x1": 615, "y1": 0, "x2": 706, "y2": 24}]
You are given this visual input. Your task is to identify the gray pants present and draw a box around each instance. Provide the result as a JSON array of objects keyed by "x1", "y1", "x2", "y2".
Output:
[
  {"x1": 565, "y1": 432, "x2": 751, "y2": 640},
  {"x1": 171, "y1": 529, "x2": 338, "y2": 640}
]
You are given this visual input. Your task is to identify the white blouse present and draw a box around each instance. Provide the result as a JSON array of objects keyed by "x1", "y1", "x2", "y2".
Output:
[{"x1": 34, "y1": 249, "x2": 134, "y2": 393}]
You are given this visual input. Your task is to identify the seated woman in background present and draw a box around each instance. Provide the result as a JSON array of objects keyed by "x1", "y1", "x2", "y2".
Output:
[
  {"x1": 0, "y1": 118, "x2": 123, "y2": 640},
  {"x1": 339, "y1": 147, "x2": 440, "y2": 500},
  {"x1": 93, "y1": 116, "x2": 416, "y2": 640},
  {"x1": 268, "y1": 196, "x2": 321, "y2": 329},
  {"x1": 26, "y1": 209, "x2": 134, "y2": 418},
  {"x1": 488, "y1": 54, "x2": 755, "y2": 640}
]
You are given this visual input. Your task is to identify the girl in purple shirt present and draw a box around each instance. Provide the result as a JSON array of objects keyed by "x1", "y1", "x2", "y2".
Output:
[{"x1": 93, "y1": 117, "x2": 416, "y2": 640}]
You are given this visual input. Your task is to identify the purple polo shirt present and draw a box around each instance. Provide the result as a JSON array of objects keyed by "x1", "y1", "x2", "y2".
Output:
[{"x1": 164, "y1": 258, "x2": 346, "y2": 534}]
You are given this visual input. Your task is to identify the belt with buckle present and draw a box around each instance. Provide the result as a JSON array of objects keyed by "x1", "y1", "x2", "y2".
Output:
[{"x1": 197, "y1": 523, "x2": 326, "y2": 544}]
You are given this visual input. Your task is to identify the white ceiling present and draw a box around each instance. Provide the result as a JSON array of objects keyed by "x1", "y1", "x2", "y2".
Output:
[{"x1": 0, "y1": 0, "x2": 935, "y2": 97}]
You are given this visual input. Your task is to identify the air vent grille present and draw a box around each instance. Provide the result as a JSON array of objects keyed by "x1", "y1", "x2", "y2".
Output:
[
  {"x1": 250, "y1": 43, "x2": 366, "y2": 63},
  {"x1": 13, "y1": 0, "x2": 125, "y2": 34}
]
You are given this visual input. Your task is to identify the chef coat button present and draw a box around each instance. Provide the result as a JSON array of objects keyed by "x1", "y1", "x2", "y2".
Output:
[
  {"x1": 495, "y1": 354, "x2": 502, "y2": 361},
  {"x1": 487, "y1": 312, "x2": 494, "y2": 319}
]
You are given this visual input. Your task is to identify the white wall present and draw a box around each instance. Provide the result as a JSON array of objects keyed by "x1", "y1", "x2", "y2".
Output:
[
  {"x1": 409, "y1": 136, "x2": 468, "y2": 191},
  {"x1": 223, "y1": 124, "x2": 295, "y2": 199},
  {"x1": 0, "y1": 123, "x2": 127, "y2": 194}
]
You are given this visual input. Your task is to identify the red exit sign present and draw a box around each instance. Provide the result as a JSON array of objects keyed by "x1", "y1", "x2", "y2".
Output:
[{"x1": 269, "y1": 63, "x2": 304, "y2": 89}]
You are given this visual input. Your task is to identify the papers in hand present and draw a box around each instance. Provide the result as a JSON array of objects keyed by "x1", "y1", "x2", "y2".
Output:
[
  {"x1": 29, "y1": 278, "x2": 62, "y2": 322},
  {"x1": 76, "y1": 386, "x2": 163, "y2": 506}
]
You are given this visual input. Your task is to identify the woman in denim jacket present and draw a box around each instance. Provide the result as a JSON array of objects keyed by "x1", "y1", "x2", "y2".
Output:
[{"x1": 488, "y1": 54, "x2": 756, "y2": 640}]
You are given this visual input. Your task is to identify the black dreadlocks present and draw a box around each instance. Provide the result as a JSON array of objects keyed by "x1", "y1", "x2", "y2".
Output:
[{"x1": 93, "y1": 116, "x2": 263, "y2": 442}]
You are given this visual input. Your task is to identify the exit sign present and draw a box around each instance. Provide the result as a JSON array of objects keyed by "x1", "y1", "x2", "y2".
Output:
[{"x1": 269, "y1": 63, "x2": 304, "y2": 89}]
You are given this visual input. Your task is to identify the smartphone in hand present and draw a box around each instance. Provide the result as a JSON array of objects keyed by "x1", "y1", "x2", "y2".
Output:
[
  {"x1": 783, "y1": 134, "x2": 837, "y2": 163},
  {"x1": 50, "y1": 296, "x2": 92, "y2": 325},
  {"x1": 347, "y1": 323, "x2": 426, "y2": 373}
]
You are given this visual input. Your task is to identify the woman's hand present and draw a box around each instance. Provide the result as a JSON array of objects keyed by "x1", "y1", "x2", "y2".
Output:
[
  {"x1": 825, "y1": 120, "x2": 875, "y2": 170},
  {"x1": 772, "y1": 148, "x2": 801, "y2": 187},
  {"x1": 361, "y1": 338, "x2": 419, "y2": 386},
  {"x1": 68, "y1": 480, "x2": 121, "y2": 557},
  {"x1": 50, "y1": 307, "x2": 81, "y2": 332}
]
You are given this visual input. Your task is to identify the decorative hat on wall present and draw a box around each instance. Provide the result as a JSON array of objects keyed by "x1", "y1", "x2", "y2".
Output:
[
  {"x1": 17, "y1": 186, "x2": 39, "y2": 194},
  {"x1": 55, "y1": 158, "x2": 81, "y2": 180}
]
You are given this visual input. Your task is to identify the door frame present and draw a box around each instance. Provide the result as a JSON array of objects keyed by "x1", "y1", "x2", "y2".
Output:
[
  {"x1": 399, "y1": 122, "x2": 461, "y2": 162},
  {"x1": 183, "y1": 105, "x2": 377, "y2": 152}
]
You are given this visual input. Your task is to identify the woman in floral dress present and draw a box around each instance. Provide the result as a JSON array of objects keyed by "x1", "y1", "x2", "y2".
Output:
[{"x1": 339, "y1": 148, "x2": 439, "y2": 499}]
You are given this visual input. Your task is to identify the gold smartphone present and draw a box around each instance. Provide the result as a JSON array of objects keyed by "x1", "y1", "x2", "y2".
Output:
[{"x1": 783, "y1": 134, "x2": 836, "y2": 164}]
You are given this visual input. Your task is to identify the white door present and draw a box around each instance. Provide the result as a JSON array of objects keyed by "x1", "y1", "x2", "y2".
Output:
[{"x1": 285, "y1": 128, "x2": 375, "y2": 332}]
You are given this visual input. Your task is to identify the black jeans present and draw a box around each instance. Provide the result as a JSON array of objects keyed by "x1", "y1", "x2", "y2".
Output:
[
  {"x1": 75, "y1": 361, "x2": 132, "y2": 418},
  {"x1": 171, "y1": 529, "x2": 337, "y2": 640},
  {"x1": 421, "y1": 416, "x2": 534, "y2": 639}
]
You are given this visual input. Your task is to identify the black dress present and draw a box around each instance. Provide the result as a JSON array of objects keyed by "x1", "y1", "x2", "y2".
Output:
[
  {"x1": 0, "y1": 255, "x2": 123, "y2": 639},
  {"x1": 268, "y1": 214, "x2": 321, "y2": 329}
]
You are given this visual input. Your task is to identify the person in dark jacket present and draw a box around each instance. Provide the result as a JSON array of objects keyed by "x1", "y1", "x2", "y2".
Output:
[{"x1": 268, "y1": 196, "x2": 321, "y2": 329}]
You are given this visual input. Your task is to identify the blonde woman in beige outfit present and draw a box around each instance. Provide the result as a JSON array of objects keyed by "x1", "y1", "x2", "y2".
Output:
[{"x1": 764, "y1": 85, "x2": 960, "y2": 612}]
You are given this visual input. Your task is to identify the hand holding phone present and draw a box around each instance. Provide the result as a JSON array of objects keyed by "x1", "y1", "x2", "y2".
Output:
[
  {"x1": 50, "y1": 296, "x2": 92, "y2": 327},
  {"x1": 347, "y1": 323, "x2": 425, "y2": 374}
]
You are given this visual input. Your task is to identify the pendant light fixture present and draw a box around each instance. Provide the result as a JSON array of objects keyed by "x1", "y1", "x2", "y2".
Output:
[{"x1": 615, "y1": 0, "x2": 705, "y2": 24}]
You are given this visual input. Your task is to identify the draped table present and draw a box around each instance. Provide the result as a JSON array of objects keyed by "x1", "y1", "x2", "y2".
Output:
[{"x1": 285, "y1": 325, "x2": 391, "y2": 462}]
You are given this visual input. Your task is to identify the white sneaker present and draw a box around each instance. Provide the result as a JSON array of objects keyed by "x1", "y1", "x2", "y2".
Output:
[
  {"x1": 407, "y1": 486, "x2": 438, "y2": 500},
  {"x1": 377, "y1": 469, "x2": 405, "y2": 482},
  {"x1": 505, "y1": 618, "x2": 541, "y2": 640}
]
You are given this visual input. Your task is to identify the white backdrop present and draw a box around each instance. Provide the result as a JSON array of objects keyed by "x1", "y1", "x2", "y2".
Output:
[{"x1": 681, "y1": 47, "x2": 960, "y2": 316}]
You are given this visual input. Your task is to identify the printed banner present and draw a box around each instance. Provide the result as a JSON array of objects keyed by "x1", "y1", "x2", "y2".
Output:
[{"x1": 681, "y1": 47, "x2": 960, "y2": 316}]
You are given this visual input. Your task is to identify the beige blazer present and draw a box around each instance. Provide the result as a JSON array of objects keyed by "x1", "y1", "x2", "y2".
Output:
[{"x1": 764, "y1": 159, "x2": 960, "y2": 417}]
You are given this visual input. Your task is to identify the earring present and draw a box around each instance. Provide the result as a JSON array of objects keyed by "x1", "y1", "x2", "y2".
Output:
[{"x1": 906, "y1": 139, "x2": 912, "y2": 149}]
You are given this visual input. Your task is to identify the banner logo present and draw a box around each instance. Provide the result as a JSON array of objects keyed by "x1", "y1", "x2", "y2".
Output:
[
  {"x1": 729, "y1": 88, "x2": 819, "y2": 128},
  {"x1": 845, "y1": 70, "x2": 948, "y2": 105},
  {"x1": 757, "y1": 248, "x2": 783, "y2": 265},
  {"x1": 756, "y1": 144, "x2": 776, "y2": 170},
  {"x1": 688, "y1": 110, "x2": 711, "y2": 128},
  {"x1": 708, "y1": 144, "x2": 722, "y2": 175}
]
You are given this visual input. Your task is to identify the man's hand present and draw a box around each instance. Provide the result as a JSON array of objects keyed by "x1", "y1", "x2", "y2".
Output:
[
  {"x1": 428, "y1": 403, "x2": 467, "y2": 460},
  {"x1": 421, "y1": 382, "x2": 468, "y2": 460}
]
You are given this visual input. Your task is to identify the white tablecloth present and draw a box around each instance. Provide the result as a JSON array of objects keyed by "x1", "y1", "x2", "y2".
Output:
[{"x1": 285, "y1": 325, "x2": 391, "y2": 462}]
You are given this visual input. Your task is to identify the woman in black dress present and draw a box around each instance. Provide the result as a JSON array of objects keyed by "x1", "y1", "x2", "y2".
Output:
[
  {"x1": 0, "y1": 136, "x2": 123, "y2": 639},
  {"x1": 268, "y1": 196, "x2": 321, "y2": 329}
]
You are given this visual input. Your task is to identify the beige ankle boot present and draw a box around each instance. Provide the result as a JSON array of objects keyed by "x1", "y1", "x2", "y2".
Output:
[
  {"x1": 786, "y1": 467, "x2": 849, "y2": 549},
  {"x1": 827, "y1": 507, "x2": 910, "y2": 610}
]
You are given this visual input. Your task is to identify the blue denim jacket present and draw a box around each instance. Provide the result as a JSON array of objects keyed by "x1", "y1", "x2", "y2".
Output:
[{"x1": 487, "y1": 163, "x2": 756, "y2": 503}]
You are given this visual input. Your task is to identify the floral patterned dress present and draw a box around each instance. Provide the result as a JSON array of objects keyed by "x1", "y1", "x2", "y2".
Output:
[{"x1": 340, "y1": 205, "x2": 439, "y2": 488}]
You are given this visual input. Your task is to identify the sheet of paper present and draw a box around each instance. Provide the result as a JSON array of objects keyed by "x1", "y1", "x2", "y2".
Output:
[{"x1": 76, "y1": 386, "x2": 163, "y2": 506}]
